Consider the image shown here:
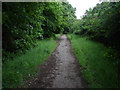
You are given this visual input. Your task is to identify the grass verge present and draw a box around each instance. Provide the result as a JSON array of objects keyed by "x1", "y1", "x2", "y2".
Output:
[
  {"x1": 2, "y1": 39, "x2": 57, "y2": 88},
  {"x1": 67, "y1": 34, "x2": 118, "y2": 88}
]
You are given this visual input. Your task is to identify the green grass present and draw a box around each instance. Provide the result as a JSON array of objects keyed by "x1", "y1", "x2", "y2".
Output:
[
  {"x1": 55, "y1": 34, "x2": 62, "y2": 38},
  {"x1": 67, "y1": 34, "x2": 118, "y2": 88},
  {"x1": 2, "y1": 39, "x2": 58, "y2": 88}
]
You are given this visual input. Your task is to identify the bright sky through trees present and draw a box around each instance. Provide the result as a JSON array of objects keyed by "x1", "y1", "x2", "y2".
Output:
[{"x1": 67, "y1": 0, "x2": 101, "y2": 19}]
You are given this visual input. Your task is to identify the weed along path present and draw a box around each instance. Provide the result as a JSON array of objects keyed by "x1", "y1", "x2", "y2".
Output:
[{"x1": 25, "y1": 34, "x2": 87, "y2": 88}]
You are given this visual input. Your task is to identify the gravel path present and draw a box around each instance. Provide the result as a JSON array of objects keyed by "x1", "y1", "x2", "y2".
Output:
[{"x1": 25, "y1": 34, "x2": 87, "y2": 88}]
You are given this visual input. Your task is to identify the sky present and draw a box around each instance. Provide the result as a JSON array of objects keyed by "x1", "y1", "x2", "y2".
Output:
[{"x1": 67, "y1": 0, "x2": 101, "y2": 19}]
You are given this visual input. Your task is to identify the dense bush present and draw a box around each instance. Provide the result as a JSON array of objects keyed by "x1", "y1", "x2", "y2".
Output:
[
  {"x1": 2, "y1": 2, "x2": 76, "y2": 62},
  {"x1": 71, "y1": 2, "x2": 120, "y2": 77},
  {"x1": 73, "y1": 2, "x2": 120, "y2": 50},
  {"x1": 2, "y1": 2, "x2": 76, "y2": 88}
]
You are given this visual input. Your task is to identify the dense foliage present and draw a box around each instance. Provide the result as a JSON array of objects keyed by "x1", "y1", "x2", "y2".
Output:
[
  {"x1": 2, "y1": 2, "x2": 76, "y2": 62},
  {"x1": 73, "y1": 2, "x2": 120, "y2": 50},
  {"x1": 2, "y1": 2, "x2": 76, "y2": 88},
  {"x1": 2, "y1": 2, "x2": 119, "y2": 88},
  {"x1": 72, "y1": 2, "x2": 120, "y2": 74}
]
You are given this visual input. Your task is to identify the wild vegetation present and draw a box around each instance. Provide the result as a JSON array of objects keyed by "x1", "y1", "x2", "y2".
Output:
[
  {"x1": 72, "y1": 3, "x2": 120, "y2": 50},
  {"x1": 67, "y1": 34, "x2": 118, "y2": 88},
  {"x1": 69, "y1": 2, "x2": 119, "y2": 88},
  {"x1": 2, "y1": 2, "x2": 76, "y2": 88},
  {"x1": 3, "y1": 39, "x2": 57, "y2": 88},
  {"x1": 2, "y1": 2, "x2": 119, "y2": 88},
  {"x1": 2, "y1": 2, "x2": 76, "y2": 62}
]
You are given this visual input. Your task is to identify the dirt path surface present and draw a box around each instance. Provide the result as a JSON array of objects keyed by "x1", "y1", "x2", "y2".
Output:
[{"x1": 25, "y1": 34, "x2": 87, "y2": 88}]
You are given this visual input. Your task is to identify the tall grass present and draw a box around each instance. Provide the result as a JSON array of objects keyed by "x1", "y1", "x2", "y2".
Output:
[
  {"x1": 67, "y1": 34, "x2": 118, "y2": 88},
  {"x1": 2, "y1": 39, "x2": 57, "y2": 88}
]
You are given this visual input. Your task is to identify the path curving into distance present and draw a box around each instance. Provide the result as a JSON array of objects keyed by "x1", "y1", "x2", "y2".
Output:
[{"x1": 25, "y1": 34, "x2": 87, "y2": 88}]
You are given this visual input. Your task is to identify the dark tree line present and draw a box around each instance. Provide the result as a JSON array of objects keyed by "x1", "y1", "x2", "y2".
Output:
[
  {"x1": 73, "y1": 2, "x2": 120, "y2": 50},
  {"x1": 2, "y1": 2, "x2": 76, "y2": 62},
  {"x1": 72, "y1": 2, "x2": 120, "y2": 73}
]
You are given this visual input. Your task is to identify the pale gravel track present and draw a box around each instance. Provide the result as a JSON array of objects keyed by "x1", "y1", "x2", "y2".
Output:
[{"x1": 51, "y1": 35, "x2": 87, "y2": 88}]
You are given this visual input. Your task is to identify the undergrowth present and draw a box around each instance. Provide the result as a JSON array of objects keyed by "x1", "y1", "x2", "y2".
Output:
[
  {"x1": 2, "y1": 38, "x2": 57, "y2": 88},
  {"x1": 67, "y1": 34, "x2": 118, "y2": 88}
]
